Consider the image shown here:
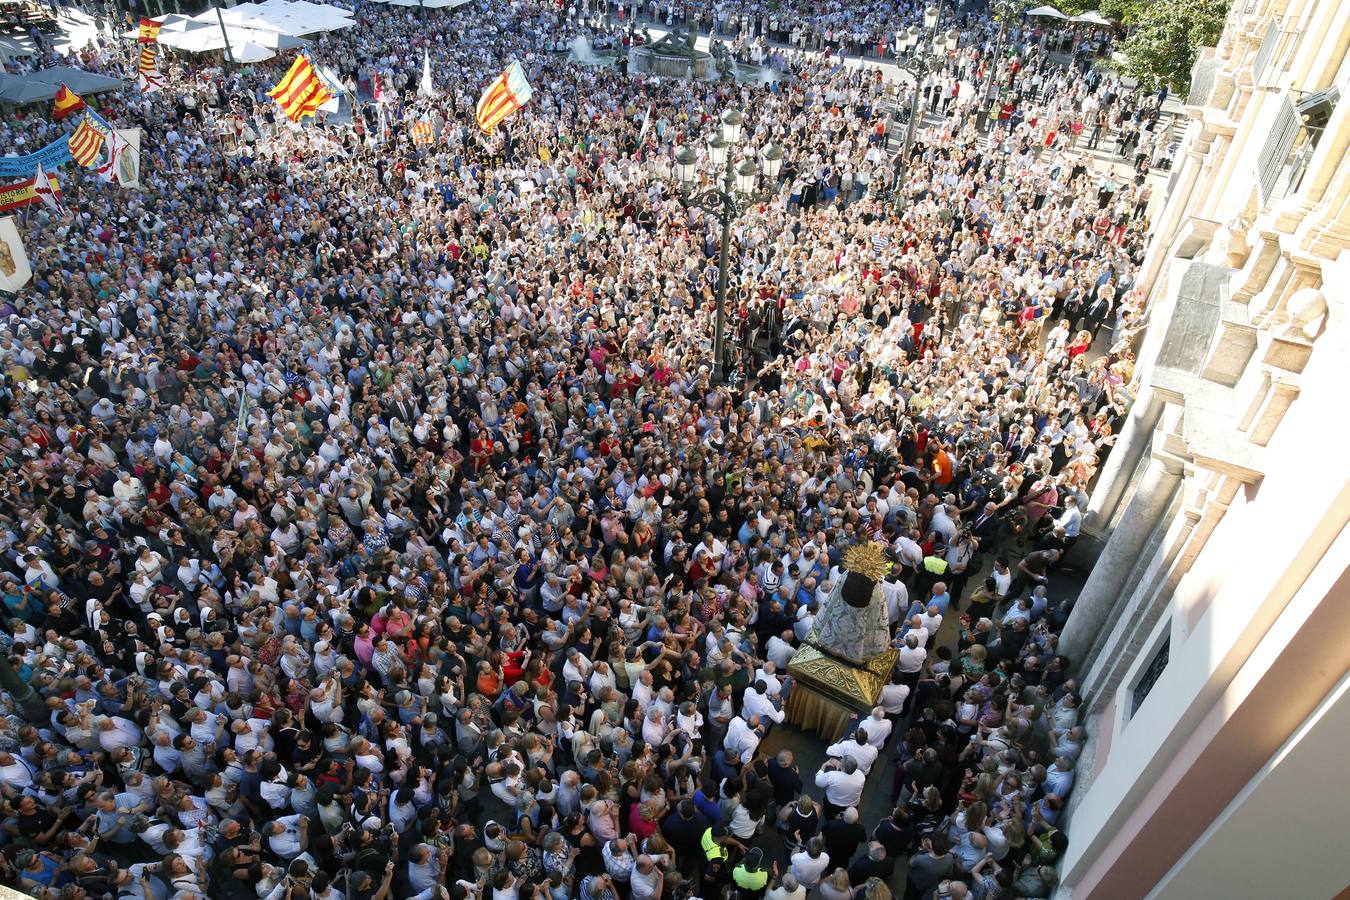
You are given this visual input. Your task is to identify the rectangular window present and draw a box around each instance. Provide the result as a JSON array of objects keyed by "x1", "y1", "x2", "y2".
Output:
[
  {"x1": 1251, "y1": 19, "x2": 1280, "y2": 83},
  {"x1": 1131, "y1": 632, "x2": 1171, "y2": 716},
  {"x1": 1257, "y1": 97, "x2": 1301, "y2": 201}
]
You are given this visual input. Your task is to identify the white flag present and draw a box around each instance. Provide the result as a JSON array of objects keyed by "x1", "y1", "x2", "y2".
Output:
[
  {"x1": 317, "y1": 65, "x2": 346, "y2": 113},
  {"x1": 95, "y1": 130, "x2": 125, "y2": 184},
  {"x1": 138, "y1": 70, "x2": 163, "y2": 94},
  {"x1": 0, "y1": 217, "x2": 32, "y2": 293},
  {"x1": 638, "y1": 103, "x2": 652, "y2": 143},
  {"x1": 419, "y1": 48, "x2": 434, "y2": 97},
  {"x1": 114, "y1": 128, "x2": 142, "y2": 189},
  {"x1": 32, "y1": 165, "x2": 63, "y2": 214}
]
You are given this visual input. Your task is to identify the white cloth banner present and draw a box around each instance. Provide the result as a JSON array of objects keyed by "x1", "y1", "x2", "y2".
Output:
[{"x1": 0, "y1": 216, "x2": 32, "y2": 292}]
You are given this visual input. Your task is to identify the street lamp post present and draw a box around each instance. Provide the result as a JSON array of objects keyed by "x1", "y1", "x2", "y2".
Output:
[
  {"x1": 893, "y1": 12, "x2": 959, "y2": 208},
  {"x1": 976, "y1": 0, "x2": 1025, "y2": 133},
  {"x1": 674, "y1": 108, "x2": 784, "y2": 384}
]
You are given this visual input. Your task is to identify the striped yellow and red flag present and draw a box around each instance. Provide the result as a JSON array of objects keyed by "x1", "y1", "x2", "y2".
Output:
[
  {"x1": 51, "y1": 84, "x2": 85, "y2": 121},
  {"x1": 67, "y1": 115, "x2": 106, "y2": 168},
  {"x1": 138, "y1": 17, "x2": 161, "y2": 43},
  {"x1": 267, "y1": 53, "x2": 335, "y2": 123},
  {"x1": 138, "y1": 45, "x2": 163, "y2": 94},
  {"x1": 475, "y1": 60, "x2": 533, "y2": 134},
  {"x1": 410, "y1": 119, "x2": 433, "y2": 146}
]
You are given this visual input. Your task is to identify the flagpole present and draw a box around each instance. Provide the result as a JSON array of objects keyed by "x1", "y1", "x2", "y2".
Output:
[
  {"x1": 230, "y1": 384, "x2": 247, "y2": 466},
  {"x1": 215, "y1": 4, "x2": 236, "y2": 65}
]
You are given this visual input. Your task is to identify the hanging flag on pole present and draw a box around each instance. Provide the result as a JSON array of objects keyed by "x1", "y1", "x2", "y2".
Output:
[
  {"x1": 410, "y1": 117, "x2": 433, "y2": 145},
  {"x1": 637, "y1": 103, "x2": 652, "y2": 143},
  {"x1": 268, "y1": 53, "x2": 336, "y2": 123},
  {"x1": 67, "y1": 115, "x2": 107, "y2": 168},
  {"x1": 0, "y1": 172, "x2": 62, "y2": 213},
  {"x1": 51, "y1": 84, "x2": 85, "y2": 121},
  {"x1": 32, "y1": 165, "x2": 63, "y2": 213},
  {"x1": 138, "y1": 17, "x2": 162, "y2": 42},
  {"x1": 137, "y1": 44, "x2": 163, "y2": 94},
  {"x1": 475, "y1": 60, "x2": 533, "y2": 134},
  {"x1": 230, "y1": 387, "x2": 249, "y2": 465},
  {"x1": 0, "y1": 216, "x2": 32, "y2": 292},
  {"x1": 419, "y1": 48, "x2": 435, "y2": 97},
  {"x1": 316, "y1": 64, "x2": 346, "y2": 113}
]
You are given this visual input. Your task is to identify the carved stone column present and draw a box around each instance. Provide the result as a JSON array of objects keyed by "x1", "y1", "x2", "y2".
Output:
[{"x1": 1060, "y1": 452, "x2": 1186, "y2": 664}]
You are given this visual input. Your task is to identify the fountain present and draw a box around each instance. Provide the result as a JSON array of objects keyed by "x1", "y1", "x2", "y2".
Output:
[
  {"x1": 567, "y1": 35, "x2": 620, "y2": 67},
  {"x1": 628, "y1": 27, "x2": 713, "y2": 79}
]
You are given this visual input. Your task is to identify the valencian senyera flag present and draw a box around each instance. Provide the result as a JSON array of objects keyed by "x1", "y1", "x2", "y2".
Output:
[
  {"x1": 138, "y1": 44, "x2": 163, "y2": 94},
  {"x1": 67, "y1": 114, "x2": 107, "y2": 168},
  {"x1": 268, "y1": 53, "x2": 336, "y2": 123},
  {"x1": 475, "y1": 60, "x2": 533, "y2": 134}
]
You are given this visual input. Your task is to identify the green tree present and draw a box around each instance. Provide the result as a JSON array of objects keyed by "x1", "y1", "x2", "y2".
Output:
[{"x1": 1116, "y1": 0, "x2": 1230, "y2": 93}]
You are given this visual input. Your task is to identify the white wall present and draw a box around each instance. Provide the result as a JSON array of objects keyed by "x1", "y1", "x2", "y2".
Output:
[
  {"x1": 1146, "y1": 669, "x2": 1350, "y2": 900},
  {"x1": 1059, "y1": 307, "x2": 1350, "y2": 888}
]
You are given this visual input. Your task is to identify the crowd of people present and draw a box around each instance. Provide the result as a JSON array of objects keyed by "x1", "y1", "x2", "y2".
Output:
[{"x1": 0, "y1": 0, "x2": 1160, "y2": 897}]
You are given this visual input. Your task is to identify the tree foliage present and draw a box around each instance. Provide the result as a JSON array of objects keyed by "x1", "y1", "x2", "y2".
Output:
[{"x1": 1117, "y1": 0, "x2": 1230, "y2": 93}]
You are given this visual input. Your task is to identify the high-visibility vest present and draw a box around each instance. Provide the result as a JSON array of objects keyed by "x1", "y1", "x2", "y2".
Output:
[
  {"x1": 701, "y1": 827, "x2": 727, "y2": 862},
  {"x1": 733, "y1": 864, "x2": 769, "y2": 890},
  {"x1": 923, "y1": 555, "x2": 949, "y2": 575}
]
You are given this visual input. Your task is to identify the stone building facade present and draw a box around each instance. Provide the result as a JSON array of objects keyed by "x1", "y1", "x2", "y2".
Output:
[{"x1": 1051, "y1": 0, "x2": 1350, "y2": 896}]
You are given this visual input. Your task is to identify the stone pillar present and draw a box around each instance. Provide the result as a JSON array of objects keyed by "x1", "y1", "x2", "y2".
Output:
[
  {"x1": 1085, "y1": 387, "x2": 1163, "y2": 530},
  {"x1": 1136, "y1": 128, "x2": 1212, "y2": 300},
  {"x1": 1060, "y1": 453, "x2": 1185, "y2": 665}
]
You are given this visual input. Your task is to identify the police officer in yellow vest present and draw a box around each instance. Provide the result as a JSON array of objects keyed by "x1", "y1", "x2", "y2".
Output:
[
  {"x1": 917, "y1": 541, "x2": 949, "y2": 598},
  {"x1": 732, "y1": 846, "x2": 772, "y2": 899},
  {"x1": 701, "y1": 824, "x2": 731, "y2": 894}
]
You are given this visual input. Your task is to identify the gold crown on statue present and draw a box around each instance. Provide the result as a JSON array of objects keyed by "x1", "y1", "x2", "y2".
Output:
[{"x1": 842, "y1": 541, "x2": 892, "y2": 581}]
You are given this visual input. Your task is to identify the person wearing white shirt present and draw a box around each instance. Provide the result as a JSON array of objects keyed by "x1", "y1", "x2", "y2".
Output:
[
  {"x1": 929, "y1": 504, "x2": 958, "y2": 544},
  {"x1": 97, "y1": 715, "x2": 144, "y2": 752},
  {"x1": 900, "y1": 614, "x2": 930, "y2": 650},
  {"x1": 754, "y1": 663, "x2": 783, "y2": 697},
  {"x1": 675, "y1": 703, "x2": 703, "y2": 742},
  {"x1": 1054, "y1": 495, "x2": 1082, "y2": 540},
  {"x1": 813, "y1": 756, "x2": 865, "y2": 816},
  {"x1": 742, "y1": 682, "x2": 785, "y2": 724},
  {"x1": 790, "y1": 837, "x2": 831, "y2": 889},
  {"x1": 629, "y1": 854, "x2": 664, "y2": 900},
  {"x1": 765, "y1": 632, "x2": 796, "y2": 671},
  {"x1": 562, "y1": 648, "x2": 592, "y2": 686},
  {"x1": 265, "y1": 814, "x2": 308, "y2": 861},
  {"x1": 724, "y1": 715, "x2": 763, "y2": 764},
  {"x1": 897, "y1": 633, "x2": 927, "y2": 678},
  {"x1": 881, "y1": 575, "x2": 909, "y2": 625},
  {"x1": 859, "y1": 707, "x2": 893, "y2": 749},
  {"x1": 825, "y1": 730, "x2": 879, "y2": 775},
  {"x1": 0, "y1": 752, "x2": 34, "y2": 791},
  {"x1": 918, "y1": 606, "x2": 943, "y2": 638},
  {"x1": 767, "y1": 872, "x2": 808, "y2": 900},
  {"x1": 260, "y1": 771, "x2": 292, "y2": 811},
  {"x1": 641, "y1": 706, "x2": 669, "y2": 746}
]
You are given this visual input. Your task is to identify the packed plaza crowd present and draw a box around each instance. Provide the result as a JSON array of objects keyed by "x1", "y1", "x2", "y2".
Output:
[{"x1": 0, "y1": 0, "x2": 1159, "y2": 898}]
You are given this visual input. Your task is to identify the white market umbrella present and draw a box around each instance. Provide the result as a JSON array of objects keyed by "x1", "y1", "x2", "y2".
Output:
[
  {"x1": 1025, "y1": 5, "x2": 1069, "y2": 19},
  {"x1": 231, "y1": 42, "x2": 277, "y2": 62},
  {"x1": 1069, "y1": 10, "x2": 1113, "y2": 26},
  {"x1": 121, "y1": 13, "x2": 215, "y2": 40}
]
